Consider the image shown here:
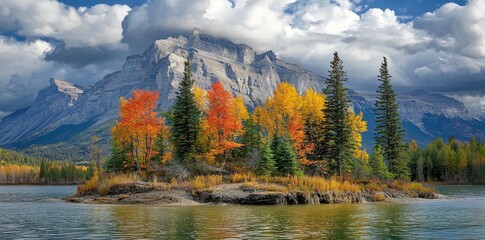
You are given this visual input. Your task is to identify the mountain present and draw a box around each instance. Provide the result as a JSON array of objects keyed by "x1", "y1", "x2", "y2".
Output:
[
  {"x1": 353, "y1": 90, "x2": 484, "y2": 149},
  {"x1": 0, "y1": 29, "x2": 483, "y2": 160}
]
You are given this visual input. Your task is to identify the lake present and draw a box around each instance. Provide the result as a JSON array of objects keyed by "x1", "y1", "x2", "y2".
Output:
[{"x1": 1, "y1": 185, "x2": 485, "y2": 239}]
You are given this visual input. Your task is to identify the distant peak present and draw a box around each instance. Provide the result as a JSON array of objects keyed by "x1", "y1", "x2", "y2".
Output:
[
  {"x1": 49, "y1": 77, "x2": 83, "y2": 96},
  {"x1": 192, "y1": 28, "x2": 201, "y2": 37},
  {"x1": 263, "y1": 50, "x2": 277, "y2": 61}
]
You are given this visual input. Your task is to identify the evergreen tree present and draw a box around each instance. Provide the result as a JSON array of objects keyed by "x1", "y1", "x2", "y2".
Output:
[
  {"x1": 270, "y1": 134, "x2": 280, "y2": 157},
  {"x1": 106, "y1": 145, "x2": 127, "y2": 172},
  {"x1": 274, "y1": 137, "x2": 299, "y2": 175},
  {"x1": 394, "y1": 150, "x2": 411, "y2": 180},
  {"x1": 171, "y1": 57, "x2": 201, "y2": 166},
  {"x1": 257, "y1": 143, "x2": 276, "y2": 176},
  {"x1": 369, "y1": 145, "x2": 392, "y2": 179},
  {"x1": 321, "y1": 52, "x2": 354, "y2": 176},
  {"x1": 151, "y1": 129, "x2": 169, "y2": 165},
  {"x1": 374, "y1": 57, "x2": 406, "y2": 177}
]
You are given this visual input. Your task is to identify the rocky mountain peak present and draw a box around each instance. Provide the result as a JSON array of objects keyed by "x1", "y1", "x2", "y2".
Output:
[
  {"x1": 36, "y1": 78, "x2": 83, "y2": 105},
  {"x1": 189, "y1": 29, "x2": 257, "y2": 65},
  {"x1": 49, "y1": 78, "x2": 83, "y2": 98}
]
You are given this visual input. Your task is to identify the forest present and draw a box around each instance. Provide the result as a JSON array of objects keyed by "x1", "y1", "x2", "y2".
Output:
[
  {"x1": 408, "y1": 137, "x2": 485, "y2": 184},
  {"x1": 0, "y1": 148, "x2": 92, "y2": 184},
  {"x1": 101, "y1": 53, "x2": 417, "y2": 185}
]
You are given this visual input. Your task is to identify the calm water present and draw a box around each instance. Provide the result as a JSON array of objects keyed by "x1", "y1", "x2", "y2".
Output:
[{"x1": 1, "y1": 185, "x2": 485, "y2": 239}]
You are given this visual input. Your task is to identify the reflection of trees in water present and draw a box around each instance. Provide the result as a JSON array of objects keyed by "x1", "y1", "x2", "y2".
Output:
[
  {"x1": 106, "y1": 206, "x2": 245, "y2": 239},
  {"x1": 90, "y1": 204, "x2": 409, "y2": 239},
  {"x1": 372, "y1": 203, "x2": 409, "y2": 239},
  {"x1": 245, "y1": 205, "x2": 364, "y2": 239}
]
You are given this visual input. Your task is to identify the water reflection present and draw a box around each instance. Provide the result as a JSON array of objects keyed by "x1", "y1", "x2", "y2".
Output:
[
  {"x1": 2, "y1": 185, "x2": 485, "y2": 239},
  {"x1": 102, "y1": 204, "x2": 407, "y2": 239}
]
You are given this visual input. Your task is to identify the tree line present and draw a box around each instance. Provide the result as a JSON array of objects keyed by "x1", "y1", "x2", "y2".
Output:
[
  {"x1": 408, "y1": 137, "x2": 485, "y2": 183},
  {"x1": 106, "y1": 52, "x2": 415, "y2": 181},
  {"x1": 0, "y1": 148, "x2": 93, "y2": 184}
]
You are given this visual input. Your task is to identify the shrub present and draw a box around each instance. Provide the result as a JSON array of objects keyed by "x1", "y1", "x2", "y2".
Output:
[
  {"x1": 374, "y1": 192, "x2": 386, "y2": 202},
  {"x1": 192, "y1": 175, "x2": 223, "y2": 190},
  {"x1": 77, "y1": 173, "x2": 141, "y2": 196}
]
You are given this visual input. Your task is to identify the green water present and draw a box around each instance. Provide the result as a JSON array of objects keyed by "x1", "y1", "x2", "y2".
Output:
[{"x1": 1, "y1": 185, "x2": 485, "y2": 239}]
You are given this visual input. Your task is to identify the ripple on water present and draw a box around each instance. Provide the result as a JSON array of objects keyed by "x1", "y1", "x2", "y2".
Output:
[{"x1": 1, "y1": 185, "x2": 485, "y2": 239}]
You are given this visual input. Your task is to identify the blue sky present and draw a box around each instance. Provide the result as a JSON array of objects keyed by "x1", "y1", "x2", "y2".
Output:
[{"x1": 0, "y1": 0, "x2": 483, "y2": 117}]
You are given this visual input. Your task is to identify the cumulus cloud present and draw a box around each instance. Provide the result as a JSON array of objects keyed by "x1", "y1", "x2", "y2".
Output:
[
  {"x1": 0, "y1": 0, "x2": 484, "y2": 116},
  {"x1": 0, "y1": 0, "x2": 131, "y2": 113},
  {"x1": 120, "y1": 0, "x2": 484, "y2": 94},
  {"x1": 0, "y1": 0, "x2": 131, "y2": 48},
  {"x1": 0, "y1": 37, "x2": 54, "y2": 111},
  {"x1": 0, "y1": 36, "x2": 121, "y2": 113}
]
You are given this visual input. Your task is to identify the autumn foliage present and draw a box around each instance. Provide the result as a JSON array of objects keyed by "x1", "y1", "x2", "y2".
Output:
[
  {"x1": 206, "y1": 81, "x2": 244, "y2": 164},
  {"x1": 111, "y1": 90, "x2": 167, "y2": 171}
]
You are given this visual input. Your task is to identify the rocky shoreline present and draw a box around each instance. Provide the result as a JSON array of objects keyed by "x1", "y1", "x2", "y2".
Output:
[{"x1": 66, "y1": 182, "x2": 442, "y2": 205}]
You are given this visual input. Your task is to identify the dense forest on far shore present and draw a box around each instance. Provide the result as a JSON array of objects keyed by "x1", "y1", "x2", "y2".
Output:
[
  {"x1": 408, "y1": 137, "x2": 485, "y2": 184},
  {"x1": 0, "y1": 148, "x2": 92, "y2": 184}
]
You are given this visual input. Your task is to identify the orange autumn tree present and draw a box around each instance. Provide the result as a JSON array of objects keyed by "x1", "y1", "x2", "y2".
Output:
[
  {"x1": 206, "y1": 81, "x2": 243, "y2": 166},
  {"x1": 111, "y1": 90, "x2": 166, "y2": 171}
]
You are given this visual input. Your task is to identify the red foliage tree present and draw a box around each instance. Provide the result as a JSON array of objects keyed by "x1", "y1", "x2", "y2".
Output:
[
  {"x1": 111, "y1": 90, "x2": 165, "y2": 171},
  {"x1": 206, "y1": 81, "x2": 243, "y2": 167}
]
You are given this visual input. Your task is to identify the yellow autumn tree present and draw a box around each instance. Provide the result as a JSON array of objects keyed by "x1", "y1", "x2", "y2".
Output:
[
  {"x1": 194, "y1": 86, "x2": 208, "y2": 114},
  {"x1": 262, "y1": 82, "x2": 302, "y2": 137},
  {"x1": 301, "y1": 88, "x2": 325, "y2": 123},
  {"x1": 347, "y1": 110, "x2": 369, "y2": 161}
]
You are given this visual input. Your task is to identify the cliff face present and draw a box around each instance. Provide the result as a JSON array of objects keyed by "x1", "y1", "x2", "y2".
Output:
[
  {"x1": 0, "y1": 78, "x2": 83, "y2": 145},
  {"x1": 0, "y1": 30, "x2": 483, "y2": 158}
]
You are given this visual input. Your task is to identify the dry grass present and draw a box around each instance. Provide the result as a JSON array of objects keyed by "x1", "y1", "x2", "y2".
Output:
[
  {"x1": 77, "y1": 174, "x2": 99, "y2": 194},
  {"x1": 192, "y1": 175, "x2": 223, "y2": 190},
  {"x1": 391, "y1": 181, "x2": 436, "y2": 193},
  {"x1": 273, "y1": 176, "x2": 362, "y2": 194},
  {"x1": 77, "y1": 173, "x2": 141, "y2": 195},
  {"x1": 151, "y1": 178, "x2": 180, "y2": 191},
  {"x1": 374, "y1": 192, "x2": 386, "y2": 202},
  {"x1": 364, "y1": 180, "x2": 389, "y2": 191},
  {"x1": 229, "y1": 173, "x2": 257, "y2": 183},
  {"x1": 242, "y1": 181, "x2": 287, "y2": 192}
]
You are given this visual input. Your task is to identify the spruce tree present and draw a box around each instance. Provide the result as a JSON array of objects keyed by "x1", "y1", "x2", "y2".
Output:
[
  {"x1": 151, "y1": 129, "x2": 169, "y2": 165},
  {"x1": 171, "y1": 57, "x2": 201, "y2": 166},
  {"x1": 369, "y1": 145, "x2": 392, "y2": 179},
  {"x1": 257, "y1": 142, "x2": 276, "y2": 176},
  {"x1": 321, "y1": 52, "x2": 354, "y2": 176},
  {"x1": 274, "y1": 137, "x2": 299, "y2": 175},
  {"x1": 374, "y1": 57, "x2": 407, "y2": 178},
  {"x1": 106, "y1": 145, "x2": 127, "y2": 172}
]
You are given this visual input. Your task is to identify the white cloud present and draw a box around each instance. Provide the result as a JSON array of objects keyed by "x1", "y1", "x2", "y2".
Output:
[
  {"x1": 120, "y1": 0, "x2": 484, "y2": 94},
  {"x1": 450, "y1": 94, "x2": 485, "y2": 118},
  {"x1": 0, "y1": 37, "x2": 54, "y2": 111},
  {"x1": 0, "y1": 0, "x2": 131, "y2": 48},
  {"x1": 0, "y1": 0, "x2": 484, "y2": 114},
  {"x1": 0, "y1": 1, "x2": 132, "y2": 112}
]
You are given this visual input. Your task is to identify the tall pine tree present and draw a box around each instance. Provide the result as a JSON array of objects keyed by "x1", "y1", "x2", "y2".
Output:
[
  {"x1": 321, "y1": 52, "x2": 354, "y2": 176},
  {"x1": 171, "y1": 57, "x2": 201, "y2": 166},
  {"x1": 374, "y1": 57, "x2": 408, "y2": 179}
]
